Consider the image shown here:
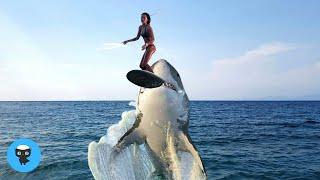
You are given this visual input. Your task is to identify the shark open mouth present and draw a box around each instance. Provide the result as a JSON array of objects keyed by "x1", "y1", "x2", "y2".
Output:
[{"x1": 163, "y1": 82, "x2": 177, "y2": 92}]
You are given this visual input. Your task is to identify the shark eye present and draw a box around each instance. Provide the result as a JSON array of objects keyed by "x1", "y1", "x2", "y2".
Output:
[{"x1": 177, "y1": 73, "x2": 180, "y2": 77}]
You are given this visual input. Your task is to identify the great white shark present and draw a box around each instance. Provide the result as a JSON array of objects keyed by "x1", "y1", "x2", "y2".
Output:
[{"x1": 114, "y1": 59, "x2": 207, "y2": 179}]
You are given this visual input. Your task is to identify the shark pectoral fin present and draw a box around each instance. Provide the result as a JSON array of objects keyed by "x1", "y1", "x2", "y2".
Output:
[
  {"x1": 110, "y1": 130, "x2": 145, "y2": 163},
  {"x1": 178, "y1": 133, "x2": 207, "y2": 175},
  {"x1": 116, "y1": 129, "x2": 145, "y2": 150}
]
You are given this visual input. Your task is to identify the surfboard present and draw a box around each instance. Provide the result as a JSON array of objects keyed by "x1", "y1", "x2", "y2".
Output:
[{"x1": 126, "y1": 70, "x2": 165, "y2": 88}]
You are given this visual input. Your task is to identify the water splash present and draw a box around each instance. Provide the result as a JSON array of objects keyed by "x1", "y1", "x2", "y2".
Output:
[
  {"x1": 88, "y1": 110, "x2": 156, "y2": 180},
  {"x1": 88, "y1": 108, "x2": 206, "y2": 180},
  {"x1": 99, "y1": 42, "x2": 126, "y2": 51}
]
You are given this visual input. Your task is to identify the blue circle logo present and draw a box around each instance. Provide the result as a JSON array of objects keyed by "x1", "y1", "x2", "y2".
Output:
[{"x1": 7, "y1": 138, "x2": 41, "y2": 173}]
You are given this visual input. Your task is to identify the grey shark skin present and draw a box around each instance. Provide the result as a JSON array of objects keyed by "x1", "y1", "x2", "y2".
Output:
[{"x1": 116, "y1": 59, "x2": 207, "y2": 179}]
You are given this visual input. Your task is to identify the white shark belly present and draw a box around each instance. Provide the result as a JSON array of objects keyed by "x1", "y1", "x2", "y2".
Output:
[{"x1": 138, "y1": 87, "x2": 183, "y2": 158}]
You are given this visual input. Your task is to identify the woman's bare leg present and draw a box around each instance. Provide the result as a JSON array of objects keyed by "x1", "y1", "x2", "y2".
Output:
[{"x1": 140, "y1": 46, "x2": 156, "y2": 72}]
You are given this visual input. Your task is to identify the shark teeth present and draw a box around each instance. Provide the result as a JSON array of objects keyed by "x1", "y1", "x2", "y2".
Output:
[{"x1": 163, "y1": 82, "x2": 177, "y2": 92}]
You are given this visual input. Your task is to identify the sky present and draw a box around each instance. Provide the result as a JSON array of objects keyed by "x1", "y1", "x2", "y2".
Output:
[{"x1": 1, "y1": 0, "x2": 320, "y2": 100}]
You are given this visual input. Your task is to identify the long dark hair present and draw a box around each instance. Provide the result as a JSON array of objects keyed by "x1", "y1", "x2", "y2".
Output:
[{"x1": 141, "y1": 12, "x2": 151, "y2": 24}]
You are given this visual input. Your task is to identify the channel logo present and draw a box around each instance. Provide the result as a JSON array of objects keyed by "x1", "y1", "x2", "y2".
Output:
[{"x1": 7, "y1": 138, "x2": 41, "y2": 173}]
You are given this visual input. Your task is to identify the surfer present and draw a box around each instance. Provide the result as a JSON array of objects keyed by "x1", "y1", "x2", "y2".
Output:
[{"x1": 122, "y1": 12, "x2": 156, "y2": 73}]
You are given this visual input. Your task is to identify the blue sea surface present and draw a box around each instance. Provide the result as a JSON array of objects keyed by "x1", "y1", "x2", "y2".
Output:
[{"x1": 0, "y1": 101, "x2": 319, "y2": 179}]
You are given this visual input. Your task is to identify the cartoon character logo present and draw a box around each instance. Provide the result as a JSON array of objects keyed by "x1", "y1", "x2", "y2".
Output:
[
  {"x1": 15, "y1": 145, "x2": 31, "y2": 165},
  {"x1": 7, "y1": 138, "x2": 41, "y2": 172}
]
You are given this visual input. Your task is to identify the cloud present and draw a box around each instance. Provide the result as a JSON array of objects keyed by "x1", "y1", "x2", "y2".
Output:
[
  {"x1": 184, "y1": 42, "x2": 320, "y2": 100},
  {"x1": 245, "y1": 42, "x2": 296, "y2": 56},
  {"x1": 213, "y1": 42, "x2": 296, "y2": 66}
]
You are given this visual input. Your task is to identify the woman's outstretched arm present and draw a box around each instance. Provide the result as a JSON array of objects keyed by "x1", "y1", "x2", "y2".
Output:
[{"x1": 123, "y1": 26, "x2": 141, "y2": 44}]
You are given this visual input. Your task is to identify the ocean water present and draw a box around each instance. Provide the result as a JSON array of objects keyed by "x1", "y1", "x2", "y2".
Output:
[{"x1": 0, "y1": 101, "x2": 319, "y2": 180}]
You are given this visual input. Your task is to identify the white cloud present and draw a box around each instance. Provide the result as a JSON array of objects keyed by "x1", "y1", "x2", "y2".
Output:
[
  {"x1": 245, "y1": 42, "x2": 296, "y2": 57},
  {"x1": 183, "y1": 42, "x2": 320, "y2": 100},
  {"x1": 213, "y1": 42, "x2": 296, "y2": 66}
]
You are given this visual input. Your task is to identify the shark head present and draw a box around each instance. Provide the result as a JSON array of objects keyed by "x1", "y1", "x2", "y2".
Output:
[
  {"x1": 137, "y1": 59, "x2": 189, "y2": 128},
  {"x1": 151, "y1": 59, "x2": 185, "y2": 93}
]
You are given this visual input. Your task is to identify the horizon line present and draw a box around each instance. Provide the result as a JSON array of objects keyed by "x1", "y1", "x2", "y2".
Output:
[{"x1": 0, "y1": 100, "x2": 319, "y2": 102}]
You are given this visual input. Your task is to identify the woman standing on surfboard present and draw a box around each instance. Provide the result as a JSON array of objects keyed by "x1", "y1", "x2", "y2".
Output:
[{"x1": 122, "y1": 12, "x2": 155, "y2": 73}]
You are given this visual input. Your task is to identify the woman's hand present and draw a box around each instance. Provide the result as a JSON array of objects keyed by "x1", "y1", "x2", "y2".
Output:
[
  {"x1": 141, "y1": 43, "x2": 147, "y2": 50},
  {"x1": 122, "y1": 40, "x2": 128, "y2": 45}
]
